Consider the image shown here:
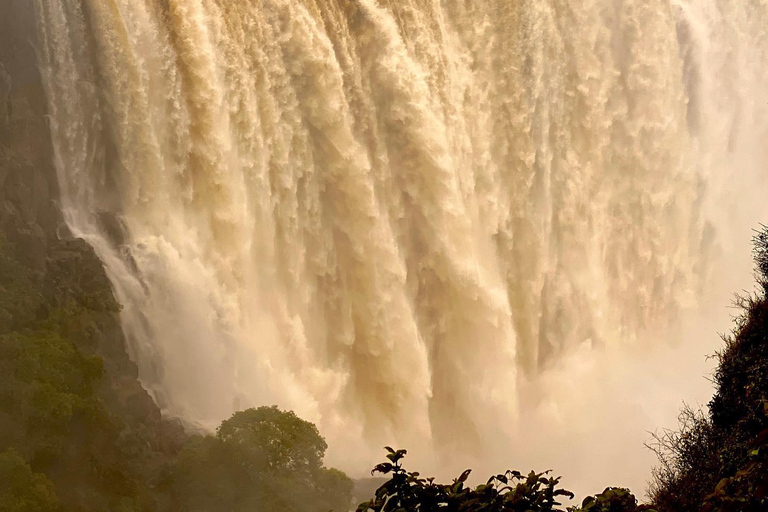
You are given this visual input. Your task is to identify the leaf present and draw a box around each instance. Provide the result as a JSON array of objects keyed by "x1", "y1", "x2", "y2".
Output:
[
  {"x1": 387, "y1": 449, "x2": 407, "y2": 463},
  {"x1": 756, "y1": 428, "x2": 768, "y2": 446},
  {"x1": 714, "y1": 477, "x2": 730, "y2": 495},
  {"x1": 373, "y1": 463, "x2": 394, "y2": 475}
]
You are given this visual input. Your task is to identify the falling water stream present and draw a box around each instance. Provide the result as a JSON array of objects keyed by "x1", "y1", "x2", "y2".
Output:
[{"x1": 33, "y1": 0, "x2": 768, "y2": 494}]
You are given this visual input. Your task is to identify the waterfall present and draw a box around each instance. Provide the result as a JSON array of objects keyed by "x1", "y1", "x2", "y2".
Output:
[{"x1": 33, "y1": 0, "x2": 768, "y2": 490}]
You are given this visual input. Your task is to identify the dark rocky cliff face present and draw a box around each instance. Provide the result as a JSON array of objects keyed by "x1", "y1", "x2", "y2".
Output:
[
  {"x1": 0, "y1": 0, "x2": 59, "y2": 269},
  {"x1": 1, "y1": 4, "x2": 186, "y2": 508}
]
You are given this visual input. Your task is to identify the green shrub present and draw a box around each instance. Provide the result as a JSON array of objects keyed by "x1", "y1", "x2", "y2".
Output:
[{"x1": 572, "y1": 487, "x2": 655, "y2": 512}]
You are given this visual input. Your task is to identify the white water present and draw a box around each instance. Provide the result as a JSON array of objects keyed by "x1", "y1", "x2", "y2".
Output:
[{"x1": 34, "y1": 0, "x2": 768, "y2": 495}]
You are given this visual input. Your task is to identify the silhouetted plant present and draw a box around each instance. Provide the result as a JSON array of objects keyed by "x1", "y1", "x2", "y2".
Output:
[
  {"x1": 647, "y1": 407, "x2": 722, "y2": 511},
  {"x1": 754, "y1": 225, "x2": 768, "y2": 290},
  {"x1": 571, "y1": 487, "x2": 656, "y2": 512},
  {"x1": 357, "y1": 447, "x2": 574, "y2": 512}
]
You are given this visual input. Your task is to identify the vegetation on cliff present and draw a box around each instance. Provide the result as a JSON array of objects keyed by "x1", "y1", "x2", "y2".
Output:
[
  {"x1": 0, "y1": 235, "x2": 352, "y2": 512},
  {"x1": 647, "y1": 228, "x2": 768, "y2": 511},
  {"x1": 0, "y1": 234, "x2": 181, "y2": 511}
]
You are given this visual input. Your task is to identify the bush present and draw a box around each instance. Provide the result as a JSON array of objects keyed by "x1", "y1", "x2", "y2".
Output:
[
  {"x1": 356, "y1": 448, "x2": 575, "y2": 512},
  {"x1": 573, "y1": 487, "x2": 656, "y2": 512}
]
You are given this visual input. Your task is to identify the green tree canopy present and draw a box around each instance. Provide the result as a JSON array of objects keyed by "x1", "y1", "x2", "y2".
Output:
[
  {"x1": 172, "y1": 406, "x2": 352, "y2": 512},
  {"x1": 0, "y1": 449, "x2": 58, "y2": 512},
  {"x1": 216, "y1": 406, "x2": 327, "y2": 474}
]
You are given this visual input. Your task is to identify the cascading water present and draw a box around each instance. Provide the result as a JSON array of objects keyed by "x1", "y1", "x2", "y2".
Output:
[{"x1": 33, "y1": 0, "x2": 768, "y2": 492}]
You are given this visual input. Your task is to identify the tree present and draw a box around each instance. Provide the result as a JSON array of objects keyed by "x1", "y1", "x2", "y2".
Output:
[
  {"x1": 216, "y1": 406, "x2": 327, "y2": 474},
  {"x1": 0, "y1": 449, "x2": 58, "y2": 512},
  {"x1": 171, "y1": 406, "x2": 353, "y2": 512}
]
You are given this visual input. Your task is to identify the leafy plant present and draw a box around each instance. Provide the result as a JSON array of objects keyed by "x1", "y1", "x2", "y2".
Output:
[
  {"x1": 700, "y1": 399, "x2": 768, "y2": 511},
  {"x1": 570, "y1": 487, "x2": 655, "y2": 512},
  {"x1": 357, "y1": 447, "x2": 574, "y2": 512}
]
